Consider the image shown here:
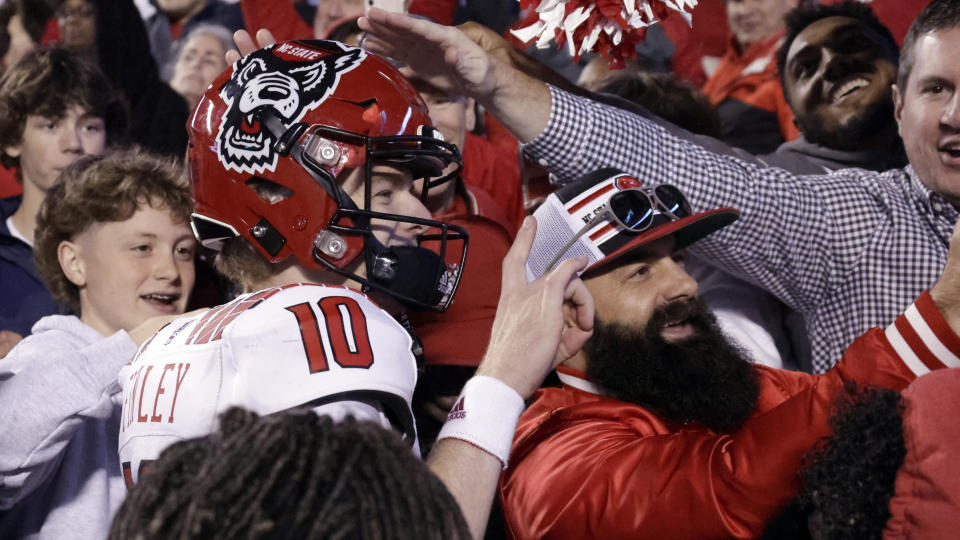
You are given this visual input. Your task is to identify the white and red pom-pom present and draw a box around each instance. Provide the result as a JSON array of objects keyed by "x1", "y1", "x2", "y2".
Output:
[{"x1": 510, "y1": 0, "x2": 698, "y2": 69}]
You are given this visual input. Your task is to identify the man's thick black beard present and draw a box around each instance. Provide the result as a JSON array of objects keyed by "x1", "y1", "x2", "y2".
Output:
[
  {"x1": 804, "y1": 98, "x2": 895, "y2": 152},
  {"x1": 583, "y1": 298, "x2": 760, "y2": 433}
]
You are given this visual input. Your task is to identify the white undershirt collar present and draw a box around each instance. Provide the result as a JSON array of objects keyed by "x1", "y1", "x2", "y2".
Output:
[{"x1": 6, "y1": 216, "x2": 32, "y2": 248}]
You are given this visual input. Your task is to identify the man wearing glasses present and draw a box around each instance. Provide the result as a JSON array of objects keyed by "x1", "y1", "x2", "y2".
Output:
[
  {"x1": 495, "y1": 168, "x2": 960, "y2": 539},
  {"x1": 359, "y1": 0, "x2": 960, "y2": 378}
]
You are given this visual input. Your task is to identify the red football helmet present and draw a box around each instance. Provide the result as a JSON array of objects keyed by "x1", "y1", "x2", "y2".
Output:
[{"x1": 188, "y1": 40, "x2": 467, "y2": 311}]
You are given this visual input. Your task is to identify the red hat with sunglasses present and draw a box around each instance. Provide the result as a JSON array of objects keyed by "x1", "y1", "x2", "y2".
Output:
[{"x1": 525, "y1": 168, "x2": 739, "y2": 281}]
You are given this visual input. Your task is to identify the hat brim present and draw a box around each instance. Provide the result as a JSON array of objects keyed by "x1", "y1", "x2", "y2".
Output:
[{"x1": 586, "y1": 207, "x2": 739, "y2": 273}]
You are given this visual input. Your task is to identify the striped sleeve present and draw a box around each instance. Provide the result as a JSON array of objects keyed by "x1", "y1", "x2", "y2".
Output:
[{"x1": 883, "y1": 290, "x2": 960, "y2": 377}]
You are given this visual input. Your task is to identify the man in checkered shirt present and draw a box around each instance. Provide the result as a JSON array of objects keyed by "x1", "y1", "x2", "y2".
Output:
[{"x1": 360, "y1": 0, "x2": 960, "y2": 372}]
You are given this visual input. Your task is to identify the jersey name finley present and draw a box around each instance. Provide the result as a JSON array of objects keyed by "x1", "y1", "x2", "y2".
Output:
[{"x1": 121, "y1": 362, "x2": 191, "y2": 431}]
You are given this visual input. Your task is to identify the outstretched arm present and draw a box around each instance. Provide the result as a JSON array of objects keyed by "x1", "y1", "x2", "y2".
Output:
[{"x1": 427, "y1": 216, "x2": 594, "y2": 539}]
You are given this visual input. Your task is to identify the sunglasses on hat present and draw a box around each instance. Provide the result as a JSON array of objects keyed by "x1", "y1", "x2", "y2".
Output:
[{"x1": 545, "y1": 184, "x2": 692, "y2": 272}]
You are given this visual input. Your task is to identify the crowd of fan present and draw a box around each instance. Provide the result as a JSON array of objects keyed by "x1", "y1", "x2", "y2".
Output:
[{"x1": 1, "y1": 0, "x2": 959, "y2": 539}]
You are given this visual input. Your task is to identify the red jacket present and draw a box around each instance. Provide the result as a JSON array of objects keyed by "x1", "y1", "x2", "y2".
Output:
[
  {"x1": 500, "y1": 291, "x2": 960, "y2": 539},
  {"x1": 461, "y1": 131, "x2": 524, "y2": 234},
  {"x1": 885, "y1": 368, "x2": 960, "y2": 539},
  {"x1": 409, "y1": 186, "x2": 513, "y2": 368}
]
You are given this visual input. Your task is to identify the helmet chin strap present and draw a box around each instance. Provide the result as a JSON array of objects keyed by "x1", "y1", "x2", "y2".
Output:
[{"x1": 365, "y1": 241, "x2": 447, "y2": 309}]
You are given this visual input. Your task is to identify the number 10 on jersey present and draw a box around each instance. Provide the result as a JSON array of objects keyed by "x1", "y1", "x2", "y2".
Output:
[{"x1": 285, "y1": 296, "x2": 374, "y2": 373}]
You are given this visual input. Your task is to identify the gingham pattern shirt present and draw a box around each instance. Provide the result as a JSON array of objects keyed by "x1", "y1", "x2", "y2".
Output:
[{"x1": 525, "y1": 86, "x2": 958, "y2": 373}]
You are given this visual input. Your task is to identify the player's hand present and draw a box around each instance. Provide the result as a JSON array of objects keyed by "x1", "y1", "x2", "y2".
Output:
[
  {"x1": 0, "y1": 329, "x2": 23, "y2": 359},
  {"x1": 225, "y1": 28, "x2": 278, "y2": 65},
  {"x1": 478, "y1": 217, "x2": 594, "y2": 399},
  {"x1": 931, "y1": 220, "x2": 960, "y2": 331},
  {"x1": 358, "y1": 8, "x2": 498, "y2": 101},
  {"x1": 127, "y1": 309, "x2": 209, "y2": 346}
]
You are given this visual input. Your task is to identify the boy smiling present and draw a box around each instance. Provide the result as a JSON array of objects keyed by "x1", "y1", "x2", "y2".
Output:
[{"x1": 0, "y1": 149, "x2": 196, "y2": 539}]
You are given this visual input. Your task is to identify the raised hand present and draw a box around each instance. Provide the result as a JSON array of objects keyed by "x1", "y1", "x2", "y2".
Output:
[
  {"x1": 457, "y1": 21, "x2": 517, "y2": 68},
  {"x1": 224, "y1": 28, "x2": 278, "y2": 65},
  {"x1": 358, "y1": 8, "x2": 499, "y2": 101},
  {"x1": 478, "y1": 217, "x2": 594, "y2": 399}
]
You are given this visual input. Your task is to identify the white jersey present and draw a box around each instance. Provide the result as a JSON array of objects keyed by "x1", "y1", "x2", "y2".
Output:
[{"x1": 118, "y1": 283, "x2": 418, "y2": 486}]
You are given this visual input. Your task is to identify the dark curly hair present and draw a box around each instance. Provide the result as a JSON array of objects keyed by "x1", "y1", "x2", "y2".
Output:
[
  {"x1": 776, "y1": 1, "x2": 899, "y2": 100},
  {"x1": 797, "y1": 384, "x2": 905, "y2": 540},
  {"x1": 110, "y1": 407, "x2": 471, "y2": 540}
]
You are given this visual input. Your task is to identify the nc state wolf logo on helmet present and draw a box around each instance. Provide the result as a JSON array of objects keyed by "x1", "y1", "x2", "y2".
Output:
[{"x1": 215, "y1": 41, "x2": 366, "y2": 174}]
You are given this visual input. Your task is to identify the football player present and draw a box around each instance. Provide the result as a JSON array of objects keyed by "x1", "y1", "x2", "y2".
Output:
[{"x1": 119, "y1": 38, "x2": 594, "y2": 538}]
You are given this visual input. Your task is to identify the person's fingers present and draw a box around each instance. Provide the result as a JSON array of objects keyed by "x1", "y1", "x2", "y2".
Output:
[
  {"x1": 358, "y1": 23, "x2": 419, "y2": 57},
  {"x1": 357, "y1": 34, "x2": 402, "y2": 60},
  {"x1": 358, "y1": 11, "x2": 414, "y2": 45},
  {"x1": 542, "y1": 255, "x2": 588, "y2": 303},
  {"x1": 255, "y1": 28, "x2": 277, "y2": 48},
  {"x1": 233, "y1": 29, "x2": 256, "y2": 55},
  {"x1": 500, "y1": 216, "x2": 536, "y2": 293},
  {"x1": 362, "y1": 8, "x2": 461, "y2": 53},
  {"x1": 444, "y1": 46, "x2": 462, "y2": 74},
  {"x1": 457, "y1": 20, "x2": 502, "y2": 52},
  {"x1": 556, "y1": 324, "x2": 593, "y2": 364},
  {"x1": 363, "y1": 6, "x2": 423, "y2": 33},
  {"x1": 565, "y1": 277, "x2": 595, "y2": 332},
  {"x1": 225, "y1": 28, "x2": 280, "y2": 66}
]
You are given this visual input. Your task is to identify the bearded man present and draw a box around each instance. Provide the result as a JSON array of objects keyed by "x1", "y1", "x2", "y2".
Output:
[{"x1": 496, "y1": 169, "x2": 960, "y2": 539}]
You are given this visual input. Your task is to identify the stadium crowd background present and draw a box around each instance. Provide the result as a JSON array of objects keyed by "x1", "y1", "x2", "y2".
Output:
[{"x1": 3, "y1": 1, "x2": 960, "y2": 539}]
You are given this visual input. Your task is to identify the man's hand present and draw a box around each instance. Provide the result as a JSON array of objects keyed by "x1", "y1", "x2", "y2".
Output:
[
  {"x1": 477, "y1": 217, "x2": 594, "y2": 399},
  {"x1": 127, "y1": 309, "x2": 209, "y2": 346},
  {"x1": 457, "y1": 21, "x2": 517, "y2": 68},
  {"x1": 360, "y1": 8, "x2": 551, "y2": 142},
  {"x1": 224, "y1": 28, "x2": 278, "y2": 65},
  {"x1": 0, "y1": 330, "x2": 23, "y2": 359},
  {"x1": 931, "y1": 220, "x2": 960, "y2": 330},
  {"x1": 457, "y1": 21, "x2": 586, "y2": 97},
  {"x1": 358, "y1": 8, "x2": 499, "y2": 101}
]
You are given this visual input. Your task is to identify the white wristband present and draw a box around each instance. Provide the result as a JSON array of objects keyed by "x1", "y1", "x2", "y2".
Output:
[{"x1": 436, "y1": 375, "x2": 525, "y2": 468}]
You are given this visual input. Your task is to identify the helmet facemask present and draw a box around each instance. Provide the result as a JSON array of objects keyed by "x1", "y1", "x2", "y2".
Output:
[{"x1": 264, "y1": 111, "x2": 469, "y2": 312}]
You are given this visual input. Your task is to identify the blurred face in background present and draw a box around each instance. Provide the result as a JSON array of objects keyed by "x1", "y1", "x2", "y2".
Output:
[
  {"x1": 725, "y1": 0, "x2": 797, "y2": 48},
  {"x1": 401, "y1": 67, "x2": 475, "y2": 213},
  {"x1": 170, "y1": 32, "x2": 228, "y2": 111},
  {"x1": 5, "y1": 105, "x2": 107, "y2": 192},
  {"x1": 57, "y1": 0, "x2": 96, "y2": 53}
]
